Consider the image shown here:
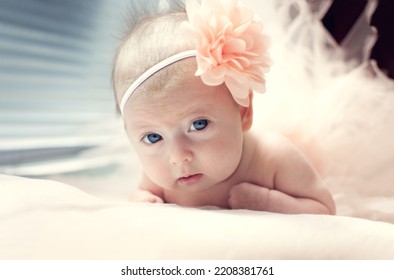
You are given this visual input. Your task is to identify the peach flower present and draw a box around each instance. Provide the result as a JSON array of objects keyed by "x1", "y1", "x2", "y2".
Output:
[{"x1": 185, "y1": 0, "x2": 271, "y2": 107}]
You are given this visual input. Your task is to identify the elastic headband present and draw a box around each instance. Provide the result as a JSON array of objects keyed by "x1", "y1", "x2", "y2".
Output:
[{"x1": 119, "y1": 49, "x2": 197, "y2": 116}]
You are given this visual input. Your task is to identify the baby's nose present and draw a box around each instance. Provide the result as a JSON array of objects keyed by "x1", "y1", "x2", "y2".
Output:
[{"x1": 169, "y1": 140, "x2": 193, "y2": 165}]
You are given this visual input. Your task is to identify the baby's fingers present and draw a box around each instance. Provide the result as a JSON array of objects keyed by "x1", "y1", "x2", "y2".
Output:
[
  {"x1": 148, "y1": 195, "x2": 164, "y2": 204},
  {"x1": 130, "y1": 190, "x2": 164, "y2": 203}
]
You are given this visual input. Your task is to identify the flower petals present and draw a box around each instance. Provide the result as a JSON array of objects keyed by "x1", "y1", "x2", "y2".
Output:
[{"x1": 186, "y1": 0, "x2": 271, "y2": 106}]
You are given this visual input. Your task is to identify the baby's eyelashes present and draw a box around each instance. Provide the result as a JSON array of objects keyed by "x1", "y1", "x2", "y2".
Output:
[
  {"x1": 140, "y1": 119, "x2": 210, "y2": 144},
  {"x1": 189, "y1": 119, "x2": 209, "y2": 132},
  {"x1": 142, "y1": 133, "x2": 162, "y2": 144}
]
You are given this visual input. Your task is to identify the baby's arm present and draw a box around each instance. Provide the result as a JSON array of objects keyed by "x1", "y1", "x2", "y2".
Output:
[
  {"x1": 229, "y1": 182, "x2": 334, "y2": 214},
  {"x1": 229, "y1": 135, "x2": 335, "y2": 214},
  {"x1": 130, "y1": 172, "x2": 164, "y2": 203}
]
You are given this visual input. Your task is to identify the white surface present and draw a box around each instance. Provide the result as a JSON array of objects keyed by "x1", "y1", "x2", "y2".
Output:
[{"x1": 1, "y1": 174, "x2": 394, "y2": 260}]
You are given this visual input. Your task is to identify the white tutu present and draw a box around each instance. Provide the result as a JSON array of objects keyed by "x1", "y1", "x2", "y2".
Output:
[{"x1": 250, "y1": 0, "x2": 394, "y2": 222}]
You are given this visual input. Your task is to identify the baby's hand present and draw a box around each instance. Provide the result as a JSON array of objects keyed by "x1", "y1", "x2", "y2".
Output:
[
  {"x1": 130, "y1": 189, "x2": 164, "y2": 204},
  {"x1": 228, "y1": 183, "x2": 269, "y2": 211}
]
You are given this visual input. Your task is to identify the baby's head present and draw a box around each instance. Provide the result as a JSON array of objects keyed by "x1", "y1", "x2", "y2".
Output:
[
  {"x1": 113, "y1": 11, "x2": 195, "y2": 109},
  {"x1": 112, "y1": 0, "x2": 270, "y2": 192}
]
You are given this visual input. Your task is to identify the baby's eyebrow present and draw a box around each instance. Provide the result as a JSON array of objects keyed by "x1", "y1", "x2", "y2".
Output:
[
  {"x1": 128, "y1": 103, "x2": 215, "y2": 130},
  {"x1": 129, "y1": 120, "x2": 155, "y2": 131},
  {"x1": 180, "y1": 104, "x2": 214, "y2": 116},
  {"x1": 126, "y1": 115, "x2": 157, "y2": 130}
]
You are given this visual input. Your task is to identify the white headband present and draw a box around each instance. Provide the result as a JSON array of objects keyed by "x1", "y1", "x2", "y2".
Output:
[{"x1": 119, "y1": 49, "x2": 197, "y2": 116}]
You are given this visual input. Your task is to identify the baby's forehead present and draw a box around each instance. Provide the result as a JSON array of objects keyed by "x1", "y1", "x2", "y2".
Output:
[
  {"x1": 129, "y1": 85, "x2": 208, "y2": 114},
  {"x1": 127, "y1": 82, "x2": 230, "y2": 119}
]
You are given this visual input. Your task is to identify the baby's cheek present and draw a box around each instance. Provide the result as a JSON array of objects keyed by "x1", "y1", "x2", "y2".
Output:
[
  {"x1": 143, "y1": 160, "x2": 169, "y2": 184},
  {"x1": 204, "y1": 142, "x2": 242, "y2": 177}
]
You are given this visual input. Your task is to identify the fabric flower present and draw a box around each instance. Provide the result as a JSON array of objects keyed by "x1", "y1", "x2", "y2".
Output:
[{"x1": 185, "y1": 0, "x2": 272, "y2": 107}]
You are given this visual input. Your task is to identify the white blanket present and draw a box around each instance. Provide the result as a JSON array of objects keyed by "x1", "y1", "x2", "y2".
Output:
[{"x1": 1, "y1": 174, "x2": 394, "y2": 259}]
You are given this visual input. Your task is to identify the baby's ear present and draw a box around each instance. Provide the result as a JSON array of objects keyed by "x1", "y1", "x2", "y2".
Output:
[{"x1": 240, "y1": 91, "x2": 253, "y2": 132}]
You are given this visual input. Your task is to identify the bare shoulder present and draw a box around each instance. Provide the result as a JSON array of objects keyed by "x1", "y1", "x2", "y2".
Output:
[
  {"x1": 250, "y1": 131, "x2": 317, "y2": 172},
  {"x1": 251, "y1": 130, "x2": 297, "y2": 151},
  {"x1": 247, "y1": 131, "x2": 304, "y2": 169},
  {"x1": 244, "y1": 131, "x2": 300, "y2": 187},
  {"x1": 249, "y1": 131, "x2": 333, "y2": 193},
  {"x1": 250, "y1": 130, "x2": 319, "y2": 183}
]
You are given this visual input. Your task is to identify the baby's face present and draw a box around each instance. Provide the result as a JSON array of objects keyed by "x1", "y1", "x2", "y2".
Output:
[{"x1": 124, "y1": 78, "x2": 248, "y2": 193}]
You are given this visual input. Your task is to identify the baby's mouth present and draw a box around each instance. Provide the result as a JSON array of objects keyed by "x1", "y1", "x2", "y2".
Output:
[{"x1": 177, "y1": 173, "x2": 203, "y2": 186}]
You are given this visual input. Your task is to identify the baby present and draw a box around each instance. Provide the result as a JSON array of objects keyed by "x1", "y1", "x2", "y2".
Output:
[{"x1": 112, "y1": 0, "x2": 335, "y2": 214}]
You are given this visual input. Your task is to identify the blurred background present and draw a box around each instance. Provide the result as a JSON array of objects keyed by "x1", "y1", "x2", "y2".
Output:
[
  {"x1": 0, "y1": 0, "x2": 131, "y2": 177},
  {"x1": 0, "y1": 0, "x2": 392, "y2": 179}
]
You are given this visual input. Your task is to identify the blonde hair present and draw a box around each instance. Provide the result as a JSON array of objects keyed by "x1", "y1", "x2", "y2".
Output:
[{"x1": 112, "y1": 11, "x2": 196, "y2": 110}]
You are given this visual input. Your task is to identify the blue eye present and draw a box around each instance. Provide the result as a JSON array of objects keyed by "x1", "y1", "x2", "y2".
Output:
[
  {"x1": 190, "y1": 119, "x2": 209, "y2": 131},
  {"x1": 142, "y1": 133, "x2": 162, "y2": 144}
]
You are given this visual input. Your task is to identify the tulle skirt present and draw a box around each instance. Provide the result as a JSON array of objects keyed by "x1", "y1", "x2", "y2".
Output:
[{"x1": 250, "y1": 0, "x2": 394, "y2": 221}]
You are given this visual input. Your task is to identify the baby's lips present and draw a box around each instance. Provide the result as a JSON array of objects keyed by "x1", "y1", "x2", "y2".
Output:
[{"x1": 177, "y1": 173, "x2": 203, "y2": 186}]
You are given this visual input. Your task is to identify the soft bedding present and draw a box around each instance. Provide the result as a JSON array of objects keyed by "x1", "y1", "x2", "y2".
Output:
[
  {"x1": 1, "y1": 0, "x2": 394, "y2": 260},
  {"x1": 1, "y1": 174, "x2": 394, "y2": 260}
]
